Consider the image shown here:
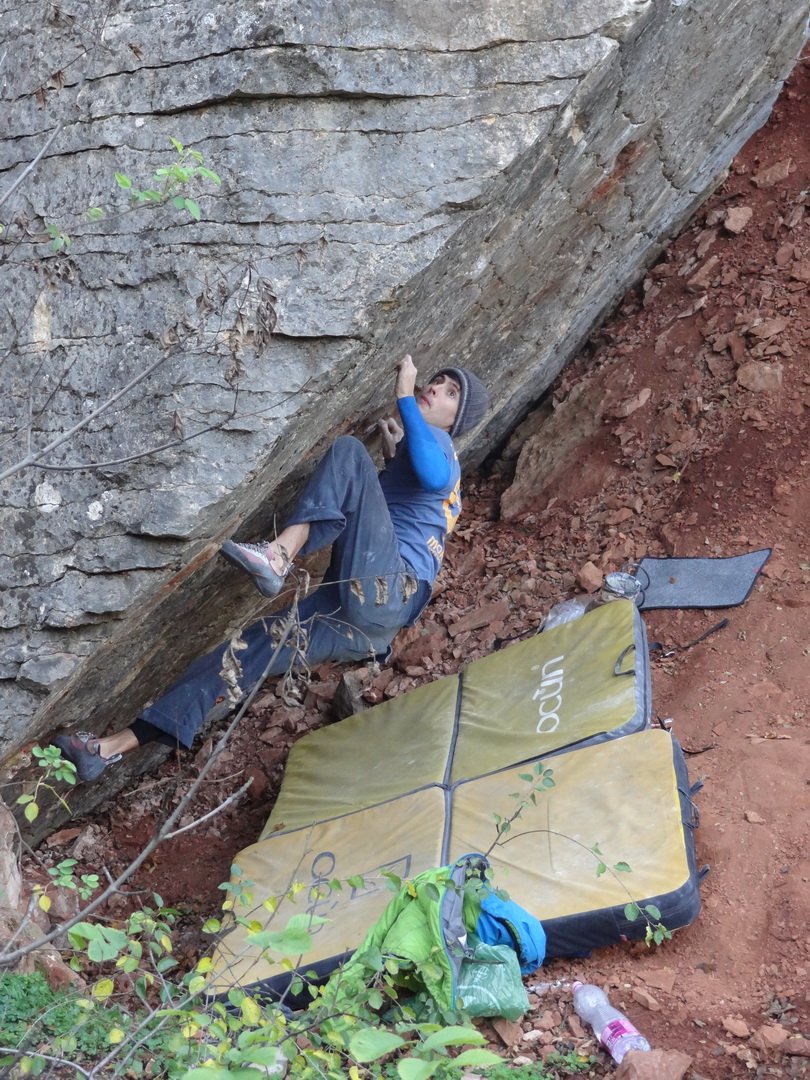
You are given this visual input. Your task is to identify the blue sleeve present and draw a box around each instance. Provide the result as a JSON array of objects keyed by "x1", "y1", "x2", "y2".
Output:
[{"x1": 396, "y1": 395, "x2": 452, "y2": 492}]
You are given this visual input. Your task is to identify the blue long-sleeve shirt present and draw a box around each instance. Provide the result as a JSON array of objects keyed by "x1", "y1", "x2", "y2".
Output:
[{"x1": 378, "y1": 396, "x2": 461, "y2": 582}]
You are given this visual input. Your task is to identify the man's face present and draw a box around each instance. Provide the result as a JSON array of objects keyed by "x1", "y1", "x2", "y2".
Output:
[{"x1": 417, "y1": 373, "x2": 461, "y2": 432}]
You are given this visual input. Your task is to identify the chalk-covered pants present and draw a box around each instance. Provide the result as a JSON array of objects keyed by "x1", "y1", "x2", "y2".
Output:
[{"x1": 140, "y1": 436, "x2": 429, "y2": 747}]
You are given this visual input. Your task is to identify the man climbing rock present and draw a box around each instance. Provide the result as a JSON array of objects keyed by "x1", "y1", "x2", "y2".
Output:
[{"x1": 54, "y1": 356, "x2": 489, "y2": 781}]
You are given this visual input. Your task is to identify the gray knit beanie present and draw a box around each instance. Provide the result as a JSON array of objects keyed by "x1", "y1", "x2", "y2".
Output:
[{"x1": 430, "y1": 367, "x2": 490, "y2": 437}]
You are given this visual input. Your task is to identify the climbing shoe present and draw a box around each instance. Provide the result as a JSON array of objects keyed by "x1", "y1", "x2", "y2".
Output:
[
  {"x1": 220, "y1": 540, "x2": 289, "y2": 597},
  {"x1": 52, "y1": 731, "x2": 122, "y2": 783}
]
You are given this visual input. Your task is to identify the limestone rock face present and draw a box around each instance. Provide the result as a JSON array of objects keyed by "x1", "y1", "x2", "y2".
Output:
[{"x1": 0, "y1": 2, "x2": 806, "y2": 802}]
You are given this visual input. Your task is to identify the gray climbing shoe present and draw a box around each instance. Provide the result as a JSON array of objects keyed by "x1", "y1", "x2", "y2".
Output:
[
  {"x1": 52, "y1": 732, "x2": 121, "y2": 783},
  {"x1": 220, "y1": 540, "x2": 289, "y2": 597}
]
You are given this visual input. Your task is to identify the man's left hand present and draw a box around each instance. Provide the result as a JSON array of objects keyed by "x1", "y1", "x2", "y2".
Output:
[{"x1": 395, "y1": 354, "x2": 418, "y2": 399}]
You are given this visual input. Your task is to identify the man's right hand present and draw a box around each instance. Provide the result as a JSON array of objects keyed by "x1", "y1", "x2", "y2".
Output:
[{"x1": 378, "y1": 416, "x2": 404, "y2": 460}]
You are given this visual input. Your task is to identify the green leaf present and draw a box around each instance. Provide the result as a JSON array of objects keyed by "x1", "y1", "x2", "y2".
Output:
[
  {"x1": 644, "y1": 903, "x2": 662, "y2": 920},
  {"x1": 397, "y1": 1060, "x2": 436, "y2": 1080},
  {"x1": 624, "y1": 902, "x2": 641, "y2": 922},
  {"x1": 92, "y1": 977, "x2": 115, "y2": 1000},
  {"x1": 421, "y1": 1026, "x2": 486, "y2": 1051},
  {"x1": 115, "y1": 172, "x2": 132, "y2": 189},
  {"x1": 184, "y1": 198, "x2": 202, "y2": 221},
  {"x1": 233, "y1": 1047, "x2": 285, "y2": 1067},
  {"x1": 67, "y1": 921, "x2": 97, "y2": 945},
  {"x1": 614, "y1": 861, "x2": 632, "y2": 873},
  {"x1": 16, "y1": 793, "x2": 34, "y2": 804},
  {"x1": 595, "y1": 862, "x2": 607, "y2": 877},
  {"x1": 542, "y1": 776, "x2": 556, "y2": 788},
  {"x1": 246, "y1": 926, "x2": 312, "y2": 955},
  {"x1": 196, "y1": 166, "x2": 222, "y2": 184},
  {"x1": 24, "y1": 802, "x2": 39, "y2": 822},
  {"x1": 172, "y1": 195, "x2": 186, "y2": 210},
  {"x1": 202, "y1": 917, "x2": 222, "y2": 934},
  {"x1": 653, "y1": 928, "x2": 665, "y2": 945},
  {"x1": 453, "y1": 1048, "x2": 504, "y2": 1066},
  {"x1": 346, "y1": 875, "x2": 366, "y2": 890},
  {"x1": 518, "y1": 773, "x2": 533, "y2": 782},
  {"x1": 348, "y1": 1027, "x2": 405, "y2": 1063},
  {"x1": 170, "y1": 137, "x2": 185, "y2": 153},
  {"x1": 86, "y1": 206, "x2": 105, "y2": 220},
  {"x1": 286, "y1": 912, "x2": 328, "y2": 930}
]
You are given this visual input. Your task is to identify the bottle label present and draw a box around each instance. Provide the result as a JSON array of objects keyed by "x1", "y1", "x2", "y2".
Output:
[{"x1": 601, "y1": 1018, "x2": 641, "y2": 1052}]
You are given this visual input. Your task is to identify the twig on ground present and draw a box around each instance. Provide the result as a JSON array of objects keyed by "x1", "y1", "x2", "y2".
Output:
[{"x1": 162, "y1": 778, "x2": 252, "y2": 840}]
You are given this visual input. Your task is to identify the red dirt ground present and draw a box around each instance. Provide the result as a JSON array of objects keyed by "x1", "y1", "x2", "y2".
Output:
[{"x1": 31, "y1": 50, "x2": 810, "y2": 1079}]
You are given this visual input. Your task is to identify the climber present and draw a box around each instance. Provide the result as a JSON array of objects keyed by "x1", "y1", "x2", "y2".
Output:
[{"x1": 53, "y1": 355, "x2": 489, "y2": 781}]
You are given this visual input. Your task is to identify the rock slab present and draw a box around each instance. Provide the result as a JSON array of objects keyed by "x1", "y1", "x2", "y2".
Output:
[{"x1": 0, "y1": 0, "x2": 807, "y2": 835}]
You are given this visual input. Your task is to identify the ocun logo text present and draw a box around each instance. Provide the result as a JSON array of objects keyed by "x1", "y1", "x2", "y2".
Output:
[{"x1": 531, "y1": 655, "x2": 564, "y2": 733}]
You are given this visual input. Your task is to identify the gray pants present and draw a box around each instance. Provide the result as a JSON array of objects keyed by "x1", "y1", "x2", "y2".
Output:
[{"x1": 141, "y1": 437, "x2": 430, "y2": 746}]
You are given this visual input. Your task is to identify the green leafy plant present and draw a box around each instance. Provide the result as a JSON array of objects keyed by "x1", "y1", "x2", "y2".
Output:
[
  {"x1": 112, "y1": 137, "x2": 220, "y2": 222},
  {"x1": 463, "y1": 1050, "x2": 596, "y2": 1079},
  {"x1": 47, "y1": 858, "x2": 100, "y2": 900},
  {"x1": 1, "y1": 137, "x2": 222, "y2": 255},
  {"x1": 44, "y1": 222, "x2": 71, "y2": 252},
  {"x1": 15, "y1": 744, "x2": 76, "y2": 825},
  {"x1": 0, "y1": 971, "x2": 130, "y2": 1069}
]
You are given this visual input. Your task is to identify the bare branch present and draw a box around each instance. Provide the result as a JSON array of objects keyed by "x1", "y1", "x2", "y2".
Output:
[
  {"x1": 0, "y1": 125, "x2": 63, "y2": 212},
  {"x1": 31, "y1": 405, "x2": 239, "y2": 473},
  {"x1": 0, "y1": 1045, "x2": 90, "y2": 1078},
  {"x1": 162, "y1": 777, "x2": 252, "y2": 840},
  {"x1": 0, "y1": 353, "x2": 169, "y2": 483},
  {"x1": 0, "y1": 604, "x2": 299, "y2": 967}
]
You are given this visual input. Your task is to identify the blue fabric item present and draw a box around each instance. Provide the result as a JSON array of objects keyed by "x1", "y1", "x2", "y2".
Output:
[
  {"x1": 141, "y1": 435, "x2": 443, "y2": 747},
  {"x1": 380, "y1": 421, "x2": 460, "y2": 583},
  {"x1": 396, "y1": 395, "x2": 452, "y2": 491},
  {"x1": 475, "y1": 892, "x2": 546, "y2": 975}
]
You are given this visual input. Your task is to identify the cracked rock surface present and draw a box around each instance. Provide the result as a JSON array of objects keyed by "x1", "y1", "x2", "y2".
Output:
[{"x1": 0, "y1": 0, "x2": 807, "y2": 761}]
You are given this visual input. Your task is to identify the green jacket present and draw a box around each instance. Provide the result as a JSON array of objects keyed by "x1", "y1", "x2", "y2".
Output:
[{"x1": 319, "y1": 855, "x2": 486, "y2": 1014}]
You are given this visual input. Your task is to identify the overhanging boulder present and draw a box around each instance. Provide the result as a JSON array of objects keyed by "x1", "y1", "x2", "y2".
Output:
[{"x1": 0, "y1": 2, "x2": 806, "y2": 815}]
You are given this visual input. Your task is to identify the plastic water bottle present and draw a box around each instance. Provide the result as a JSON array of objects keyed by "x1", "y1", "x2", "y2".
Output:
[
  {"x1": 542, "y1": 597, "x2": 592, "y2": 631},
  {"x1": 572, "y1": 982, "x2": 650, "y2": 1063},
  {"x1": 600, "y1": 571, "x2": 645, "y2": 606}
]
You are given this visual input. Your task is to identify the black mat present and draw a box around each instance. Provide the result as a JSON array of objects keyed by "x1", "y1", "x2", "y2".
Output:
[{"x1": 637, "y1": 549, "x2": 771, "y2": 610}]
